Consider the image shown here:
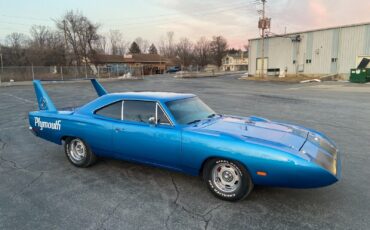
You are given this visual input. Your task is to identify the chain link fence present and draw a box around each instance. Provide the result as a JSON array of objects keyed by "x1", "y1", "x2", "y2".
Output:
[{"x1": 0, "y1": 65, "x2": 144, "y2": 83}]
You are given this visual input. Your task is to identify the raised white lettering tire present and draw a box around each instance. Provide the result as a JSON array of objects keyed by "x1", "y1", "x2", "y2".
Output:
[
  {"x1": 203, "y1": 158, "x2": 253, "y2": 201},
  {"x1": 64, "y1": 137, "x2": 97, "y2": 167}
]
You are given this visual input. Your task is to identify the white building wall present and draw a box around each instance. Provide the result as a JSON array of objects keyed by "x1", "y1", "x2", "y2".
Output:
[
  {"x1": 338, "y1": 25, "x2": 367, "y2": 73},
  {"x1": 306, "y1": 29, "x2": 332, "y2": 74},
  {"x1": 249, "y1": 40, "x2": 258, "y2": 75},
  {"x1": 267, "y1": 37, "x2": 294, "y2": 73},
  {"x1": 248, "y1": 23, "x2": 370, "y2": 76}
]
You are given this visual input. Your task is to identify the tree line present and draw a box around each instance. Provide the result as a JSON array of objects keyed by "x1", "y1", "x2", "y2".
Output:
[{"x1": 0, "y1": 10, "x2": 247, "y2": 67}]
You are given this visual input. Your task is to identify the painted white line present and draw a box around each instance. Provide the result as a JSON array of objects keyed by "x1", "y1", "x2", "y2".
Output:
[{"x1": 1, "y1": 93, "x2": 35, "y2": 104}]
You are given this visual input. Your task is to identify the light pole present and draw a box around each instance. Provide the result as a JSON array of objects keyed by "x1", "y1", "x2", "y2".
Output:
[{"x1": 0, "y1": 45, "x2": 3, "y2": 84}]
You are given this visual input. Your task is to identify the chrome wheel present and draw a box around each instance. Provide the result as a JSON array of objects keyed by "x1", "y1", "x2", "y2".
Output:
[
  {"x1": 211, "y1": 162, "x2": 241, "y2": 193},
  {"x1": 68, "y1": 139, "x2": 86, "y2": 163}
]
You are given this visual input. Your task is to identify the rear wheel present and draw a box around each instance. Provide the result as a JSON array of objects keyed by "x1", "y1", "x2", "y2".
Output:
[
  {"x1": 203, "y1": 158, "x2": 253, "y2": 201},
  {"x1": 64, "y1": 137, "x2": 97, "y2": 167}
]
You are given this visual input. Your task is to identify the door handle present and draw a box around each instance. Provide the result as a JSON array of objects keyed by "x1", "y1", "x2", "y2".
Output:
[{"x1": 114, "y1": 127, "x2": 125, "y2": 132}]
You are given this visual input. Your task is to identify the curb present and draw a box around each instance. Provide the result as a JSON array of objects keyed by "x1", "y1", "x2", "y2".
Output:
[
  {"x1": 174, "y1": 71, "x2": 245, "y2": 78},
  {"x1": 0, "y1": 77, "x2": 143, "y2": 87}
]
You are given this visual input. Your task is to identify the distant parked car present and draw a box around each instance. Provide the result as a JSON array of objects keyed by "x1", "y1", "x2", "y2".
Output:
[{"x1": 166, "y1": 66, "x2": 181, "y2": 73}]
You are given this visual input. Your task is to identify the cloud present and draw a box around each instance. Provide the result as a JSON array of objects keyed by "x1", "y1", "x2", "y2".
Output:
[
  {"x1": 269, "y1": 0, "x2": 370, "y2": 34},
  {"x1": 309, "y1": 0, "x2": 328, "y2": 26}
]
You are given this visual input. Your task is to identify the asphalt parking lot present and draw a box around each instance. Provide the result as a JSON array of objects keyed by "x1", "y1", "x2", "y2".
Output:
[{"x1": 1, "y1": 74, "x2": 370, "y2": 229}]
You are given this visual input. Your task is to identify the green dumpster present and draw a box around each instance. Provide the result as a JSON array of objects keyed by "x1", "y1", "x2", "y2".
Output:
[{"x1": 350, "y1": 68, "x2": 369, "y2": 83}]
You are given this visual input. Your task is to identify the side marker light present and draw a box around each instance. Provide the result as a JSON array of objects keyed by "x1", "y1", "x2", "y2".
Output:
[{"x1": 257, "y1": 171, "x2": 267, "y2": 176}]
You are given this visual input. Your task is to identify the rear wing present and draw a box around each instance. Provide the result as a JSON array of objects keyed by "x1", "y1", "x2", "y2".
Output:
[{"x1": 32, "y1": 79, "x2": 108, "y2": 112}]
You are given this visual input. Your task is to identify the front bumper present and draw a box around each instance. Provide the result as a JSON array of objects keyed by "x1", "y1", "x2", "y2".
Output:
[
  {"x1": 29, "y1": 126, "x2": 38, "y2": 136},
  {"x1": 300, "y1": 133, "x2": 340, "y2": 177}
]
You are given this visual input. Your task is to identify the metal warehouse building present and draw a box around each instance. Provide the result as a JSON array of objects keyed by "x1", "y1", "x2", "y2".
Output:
[{"x1": 248, "y1": 22, "x2": 370, "y2": 78}]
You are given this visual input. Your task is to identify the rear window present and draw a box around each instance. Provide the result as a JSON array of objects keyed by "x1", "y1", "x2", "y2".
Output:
[{"x1": 95, "y1": 101, "x2": 122, "y2": 119}]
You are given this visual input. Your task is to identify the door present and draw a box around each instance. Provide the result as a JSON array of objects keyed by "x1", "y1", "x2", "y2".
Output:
[
  {"x1": 256, "y1": 57, "x2": 268, "y2": 75},
  {"x1": 91, "y1": 100, "x2": 123, "y2": 157},
  {"x1": 113, "y1": 100, "x2": 181, "y2": 169}
]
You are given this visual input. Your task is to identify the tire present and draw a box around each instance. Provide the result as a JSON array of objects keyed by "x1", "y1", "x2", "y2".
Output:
[
  {"x1": 203, "y1": 158, "x2": 254, "y2": 201},
  {"x1": 64, "y1": 137, "x2": 97, "y2": 167}
]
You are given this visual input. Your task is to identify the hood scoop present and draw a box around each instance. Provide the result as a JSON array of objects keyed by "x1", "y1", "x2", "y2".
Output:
[{"x1": 197, "y1": 115, "x2": 308, "y2": 150}]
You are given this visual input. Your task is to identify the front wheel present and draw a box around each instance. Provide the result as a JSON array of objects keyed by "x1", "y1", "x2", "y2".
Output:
[
  {"x1": 203, "y1": 158, "x2": 254, "y2": 201},
  {"x1": 64, "y1": 137, "x2": 97, "y2": 167}
]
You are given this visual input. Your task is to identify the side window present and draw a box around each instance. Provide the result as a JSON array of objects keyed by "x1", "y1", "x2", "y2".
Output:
[
  {"x1": 95, "y1": 101, "x2": 122, "y2": 119},
  {"x1": 157, "y1": 105, "x2": 171, "y2": 125},
  {"x1": 123, "y1": 100, "x2": 155, "y2": 123}
]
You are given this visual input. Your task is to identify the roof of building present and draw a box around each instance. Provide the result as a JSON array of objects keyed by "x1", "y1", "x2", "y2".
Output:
[
  {"x1": 92, "y1": 54, "x2": 166, "y2": 64},
  {"x1": 92, "y1": 54, "x2": 124, "y2": 63},
  {"x1": 249, "y1": 21, "x2": 370, "y2": 41},
  {"x1": 124, "y1": 54, "x2": 164, "y2": 63},
  {"x1": 224, "y1": 51, "x2": 248, "y2": 59}
]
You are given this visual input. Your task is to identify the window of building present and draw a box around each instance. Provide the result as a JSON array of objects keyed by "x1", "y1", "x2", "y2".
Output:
[
  {"x1": 123, "y1": 100, "x2": 156, "y2": 123},
  {"x1": 293, "y1": 60, "x2": 296, "y2": 64},
  {"x1": 306, "y1": 59, "x2": 312, "y2": 64},
  {"x1": 331, "y1": 58, "x2": 337, "y2": 63},
  {"x1": 95, "y1": 101, "x2": 122, "y2": 120}
]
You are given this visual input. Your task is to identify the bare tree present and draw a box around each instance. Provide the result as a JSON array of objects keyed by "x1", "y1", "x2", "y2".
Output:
[
  {"x1": 193, "y1": 36, "x2": 211, "y2": 67},
  {"x1": 210, "y1": 36, "x2": 228, "y2": 67},
  {"x1": 5, "y1": 32, "x2": 30, "y2": 65},
  {"x1": 30, "y1": 25, "x2": 51, "y2": 48},
  {"x1": 5, "y1": 32, "x2": 29, "y2": 49},
  {"x1": 43, "y1": 31, "x2": 65, "y2": 65},
  {"x1": 109, "y1": 30, "x2": 121, "y2": 55},
  {"x1": 176, "y1": 37, "x2": 193, "y2": 67},
  {"x1": 56, "y1": 10, "x2": 100, "y2": 65},
  {"x1": 159, "y1": 31, "x2": 176, "y2": 58},
  {"x1": 94, "y1": 34, "x2": 108, "y2": 54},
  {"x1": 28, "y1": 25, "x2": 65, "y2": 65},
  {"x1": 109, "y1": 30, "x2": 127, "y2": 55},
  {"x1": 167, "y1": 31, "x2": 174, "y2": 55}
]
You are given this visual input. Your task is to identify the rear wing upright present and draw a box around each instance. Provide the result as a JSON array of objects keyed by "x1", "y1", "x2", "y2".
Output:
[
  {"x1": 90, "y1": 79, "x2": 107, "y2": 96},
  {"x1": 33, "y1": 80, "x2": 57, "y2": 112}
]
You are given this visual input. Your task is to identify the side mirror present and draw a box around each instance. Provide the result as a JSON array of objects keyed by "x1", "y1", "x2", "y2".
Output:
[{"x1": 148, "y1": 116, "x2": 156, "y2": 125}]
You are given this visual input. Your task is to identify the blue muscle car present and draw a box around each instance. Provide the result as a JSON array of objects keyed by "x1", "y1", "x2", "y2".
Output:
[{"x1": 28, "y1": 79, "x2": 340, "y2": 201}]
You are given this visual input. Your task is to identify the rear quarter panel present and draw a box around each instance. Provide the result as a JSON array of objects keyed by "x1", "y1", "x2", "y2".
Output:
[{"x1": 28, "y1": 111, "x2": 114, "y2": 157}]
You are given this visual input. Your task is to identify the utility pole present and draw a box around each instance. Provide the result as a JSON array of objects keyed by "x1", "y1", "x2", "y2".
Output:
[
  {"x1": 261, "y1": 0, "x2": 266, "y2": 77},
  {"x1": 258, "y1": 0, "x2": 270, "y2": 77},
  {"x1": 63, "y1": 20, "x2": 68, "y2": 66}
]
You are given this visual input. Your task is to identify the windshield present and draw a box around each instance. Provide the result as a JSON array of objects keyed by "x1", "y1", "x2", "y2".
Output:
[{"x1": 166, "y1": 97, "x2": 215, "y2": 125}]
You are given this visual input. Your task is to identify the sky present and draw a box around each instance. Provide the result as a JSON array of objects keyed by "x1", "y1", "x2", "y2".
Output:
[{"x1": 0, "y1": 0, "x2": 369, "y2": 48}]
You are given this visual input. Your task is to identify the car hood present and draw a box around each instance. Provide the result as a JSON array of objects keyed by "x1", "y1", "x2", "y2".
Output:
[{"x1": 192, "y1": 115, "x2": 309, "y2": 151}]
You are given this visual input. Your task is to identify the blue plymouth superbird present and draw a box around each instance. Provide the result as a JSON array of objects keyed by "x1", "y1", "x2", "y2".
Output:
[{"x1": 28, "y1": 79, "x2": 340, "y2": 201}]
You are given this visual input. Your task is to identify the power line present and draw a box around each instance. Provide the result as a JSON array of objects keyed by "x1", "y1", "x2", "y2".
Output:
[
  {"x1": 0, "y1": 14, "x2": 51, "y2": 22},
  {"x1": 0, "y1": 1, "x2": 262, "y2": 43},
  {"x1": 108, "y1": 3, "x2": 261, "y2": 28},
  {"x1": 0, "y1": 0, "x2": 261, "y2": 29},
  {"x1": 100, "y1": 0, "x2": 254, "y2": 22}
]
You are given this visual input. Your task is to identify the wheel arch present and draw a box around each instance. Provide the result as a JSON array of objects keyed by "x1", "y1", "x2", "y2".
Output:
[
  {"x1": 61, "y1": 135, "x2": 74, "y2": 143},
  {"x1": 198, "y1": 156, "x2": 254, "y2": 181},
  {"x1": 61, "y1": 135, "x2": 85, "y2": 145}
]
